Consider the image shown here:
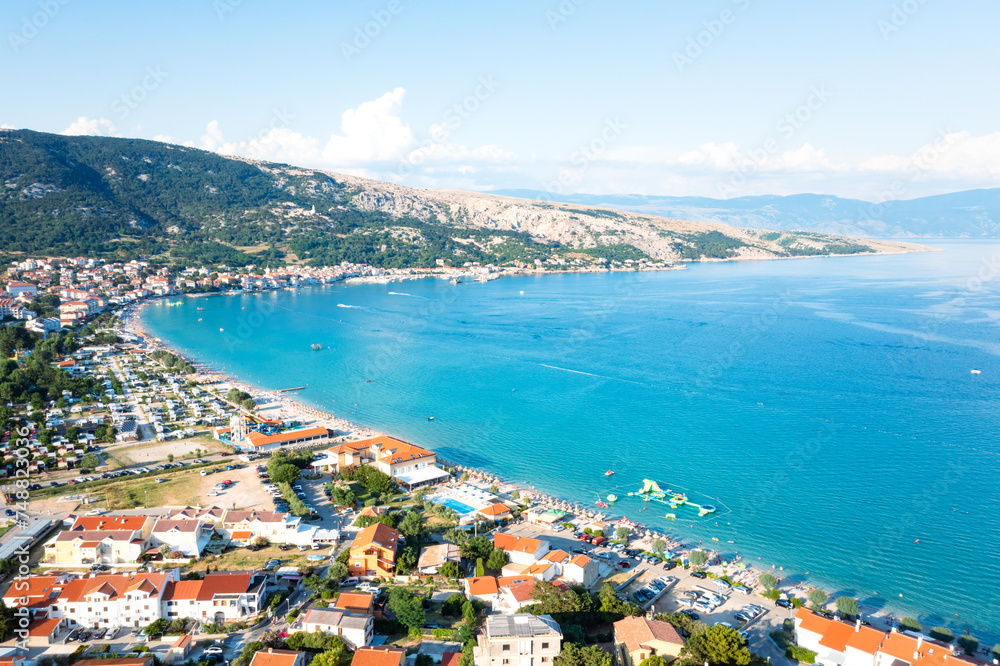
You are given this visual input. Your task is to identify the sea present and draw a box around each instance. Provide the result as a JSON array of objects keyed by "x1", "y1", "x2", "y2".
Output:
[{"x1": 141, "y1": 240, "x2": 1000, "y2": 637}]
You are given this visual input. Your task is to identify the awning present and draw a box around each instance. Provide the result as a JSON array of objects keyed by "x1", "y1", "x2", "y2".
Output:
[
  {"x1": 310, "y1": 456, "x2": 337, "y2": 468},
  {"x1": 231, "y1": 531, "x2": 252, "y2": 540},
  {"x1": 393, "y1": 465, "x2": 451, "y2": 486}
]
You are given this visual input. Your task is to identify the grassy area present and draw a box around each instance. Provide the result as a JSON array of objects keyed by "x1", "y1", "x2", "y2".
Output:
[
  {"x1": 184, "y1": 543, "x2": 318, "y2": 573},
  {"x1": 770, "y1": 619, "x2": 796, "y2": 651},
  {"x1": 29, "y1": 459, "x2": 221, "y2": 504},
  {"x1": 101, "y1": 472, "x2": 202, "y2": 510}
]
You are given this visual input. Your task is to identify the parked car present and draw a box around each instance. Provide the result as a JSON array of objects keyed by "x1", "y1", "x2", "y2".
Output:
[
  {"x1": 67, "y1": 628, "x2": 82, "y2": 642},
  {"x1": 691, "y1": 571, "x2": 708, "y2": 579},
  {"x1": 618, "y1": 560, "x2": 631, "y2": 568},
  {"x1": 714, "y1": 579, "x2": 732, "y2": 590},
  {"x1": 733, "y1": 585, "x2": 751, "y2": 596},
  {"x1": 775, "y1": 599, "x2": 793, "y2": 608},
  {"x1": 650, "y1": 579, "x2": 665, "y2": 590},
  {"x1": 4, "y1": 509, "x2": 14, "y2": 517},
  {"x1": 679, "y1": 609, "x2": 700, "y2": 620},
  {"x1": 734, "y1": 613, "x2": 752, "y2": 624}
]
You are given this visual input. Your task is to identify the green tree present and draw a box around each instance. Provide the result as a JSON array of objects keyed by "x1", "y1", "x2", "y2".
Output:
[
  {"x1": 615, "y1": 526, "x2": 630, "y2": 543},
  {"x1": 439, "y1": 561, "x2": 461, "y2": 579},
  {"x1": 658, "y1": 612, "x2": 705, "y2": 638},
  {"x1": 956, "y1": 635, "x2": 978, "y2": 656},
  {"x1": 897, "y1": 617, "x2": 922, "y2": 633},
  {"x1": 834, "y1": 597, "x2": 858, "y2": 618},
  {"x1": 387, "y1": 588, "x2": 425, "y2": 631},
  {"x1": 442, "y1": 594, "x2": 466, "y2": 617},
  {"x1": 651, "y1": 539, "x2": 666, "y2": 556},
  {"x1": 930, "y1": 627, "x2": 954, "y2": 642},
  {"x1": 807, "y1": 589, "x2": 828, "y2": 610},
  {"x1": 0, "y1": 601, "x2": 17, "y2": 641},
  {"x1": 758, "y1": 573, "x2": 778, "y2": 591},
  {"x1": 486, "y1": 548, "x2": 509, "y2": 570},
  {"x1": 80, "y1": 452, "x2": 101, "y2": 471},
  {"x1": 158, "y1": 544, "x2": 171, "y2": 557},
  {"x1": 398, "y1": 510, "x2": 427, "y2": 542},
  {"x1": 476, "y1": 558, "x2": 485, "y2": 577},
  {"x1": 554, "y1": 643, "x2": 612, "y2": 666},
  {"x1": 689, "y1": 550, "x2": 709, "y2": 568},
  {"x1": 639, "y1": 657, "x2": 669, "y2": 666},
  {"x1": 462, "y1": 599, "x2": 478, "y2": 627},
  {"x1": 241, "y1": 397, "x2": 256, "y2": 412},
  {"x1": 461, "y1": 536, "x2": 494, "y2": 561},
  {"x1": 683, "y1": 625, "x2": 753, "y2": 666},
  {"x1": 310, "y1": 644, "x2": 352, "y2": 666},
  {"x1": 460, "y1": 472, "x2": 470, "y2": 482},
  {"x1": 273, "y1": 463, "x2": 302, "y2": 485},
  {"x1": 167, "y1": 454, "x2": 174, "y2": 462}
]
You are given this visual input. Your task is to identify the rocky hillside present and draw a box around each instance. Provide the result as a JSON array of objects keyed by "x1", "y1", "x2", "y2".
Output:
[{"x1": 0, "y1": 129, "x2": 922, "y2": 266}]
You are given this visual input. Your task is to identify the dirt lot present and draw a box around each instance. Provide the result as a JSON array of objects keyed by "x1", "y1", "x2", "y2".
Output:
[
  {"x1": 193, "y1": 463, "x2": 274, "y2": 511},
  {"x1": 105, "y1": 435, "x2": 224, "y2": 467}
]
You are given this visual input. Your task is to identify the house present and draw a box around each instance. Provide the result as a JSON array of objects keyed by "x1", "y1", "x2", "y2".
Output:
[
  {"x1": 473, "y1": 614, "x2": 562, "y2": 666},
  {"x1": 351, "y1": 647, "x2": 406, "y2": 666},
  {"x1": 310, "y1": 441, "x2": 373, "y2": 473},
  {"x1": 476, "y1": 503, "x2": 512, "y2": 522},
  {"x1": 151, "y1": 519, "x2": 212, "y2": 557},
  {"x1": 166, "y1": 635, "x2": 194, "y2": 664},
  {"x1": 24, "y1": 618, "x2": 63, "y2": 646},
  {"x1": 493, "y1": 532, "x2": 550, "y2": 566},
  {"x1": 613, "y1": 616, "x2": 686, "y2": 666},
  {"x1": 333, "y1": 592, "x2": 376, "y2": 616},
  {"x1": 5, "y1": 282, "x2": 38, "y2": 298},
  {"x1": 348, "y1": 523, "x2": 401, "y2": 578},
  {"x1": 249, "y1": 650, "x2": 306, "y2": 666},
  {"x1": 417, "y1": 544, "x2": 461, "y2": 575},
  {"x1": 161, "y1": 572, "x2": 266, "y2": 624},
  {"x1": 791, "y1": 610, "x2": 978, "y2": 666},
  {"x1": 301, "y1": 606, "x2": 374, "y2": 649},
  {"x1": 4, "y1": 571, "x2": 178, "y2": 630},
  {"x1": 242, "y1": 427, "x2": 332, "y2": 454},
  {"x1": 221, "y1": 510, "x2": 304, "y2": 544},
  {"x1": 464, "y1": 577, "x2": 501, "y2": 609},
  {"x1": 496, "y1": 579, "x2": 568, "y2": 613},
  {"x1": 42, "y1": 515, "x2": 155, "y2": 566},
  {"x1": 562, "y1": 554, "x2": 599, "y2": 588}
]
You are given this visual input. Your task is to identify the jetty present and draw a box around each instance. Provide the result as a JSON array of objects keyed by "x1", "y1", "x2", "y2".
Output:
[{"x1": 277, "y1": 386, "x2": 307, "y2": 393}]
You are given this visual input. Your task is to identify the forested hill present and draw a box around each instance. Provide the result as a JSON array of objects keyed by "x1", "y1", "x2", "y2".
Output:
[{"x1": 0, "y1": 129, "x2": 921, "y2": 267}]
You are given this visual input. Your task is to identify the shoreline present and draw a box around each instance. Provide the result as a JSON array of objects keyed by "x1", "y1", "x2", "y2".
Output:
[{"x1": 125, "y1": 285, "x2": 995, "y2": 647}]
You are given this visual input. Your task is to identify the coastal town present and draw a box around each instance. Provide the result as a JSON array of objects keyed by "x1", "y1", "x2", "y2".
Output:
[{"x1": 0, "y1": 257, "x2": 997, "y2": 666}]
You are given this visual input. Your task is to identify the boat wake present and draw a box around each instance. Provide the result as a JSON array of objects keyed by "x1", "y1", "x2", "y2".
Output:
[
  {"x1": 540, "y1": 364, "x2": 644, "y2": 386},
  {"x1": 337, "y1": 303, "x2": 361, "y2": 309},
  {"x1": 388, "y1": 292, "x2": 425, "y2": 298}
]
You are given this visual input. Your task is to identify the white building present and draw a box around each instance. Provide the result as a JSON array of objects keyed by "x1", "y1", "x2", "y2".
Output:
[{"x1": 300, "y1": 607, "x2": 374, "y2": 649}]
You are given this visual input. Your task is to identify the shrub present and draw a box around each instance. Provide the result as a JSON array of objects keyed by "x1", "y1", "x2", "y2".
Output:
[
  {"x1": 897, "y1": 617, "x2": 922, "y2": 633},
  {"x1": 930, "y1": 627, "x2": 954, "y2": 642},
  {"x1": 956, "y1": 635, "x2": 978, "y2": 656},
  {"x1": 787, "y1": 647, "x2": 817, "y2": 664}
]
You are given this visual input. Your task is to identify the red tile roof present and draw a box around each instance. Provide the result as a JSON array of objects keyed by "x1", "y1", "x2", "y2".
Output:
[
  {"x1": 27, "y1": 617, "x2": 61, "y2": 637},
  {"x1": 71, "y1": 515, "x2": 151, "y2": 531},
  {"x1": 351, "y1": 647, "x2": 405, "y2": 666},
  {"x1": 334, "y1": 592, "x2": 375, "y2": 614},
  {"x1": 494, "y1": 532, "x2": 543, "y2": 554},
  {"x1": 246, "y1": 427, "x2": 328, "y2": 448},
  {"x1": 796, "y1": 608, "x2": 832, "y2": 636},
  {"x1": 465, "y1": 577, "x2": 500, "y2": 597},
  {"x1": 195, "y1": 572, "x2": 255, "y2": 600},
  {"x1": 614, "y1": 616, "x2": 685, "y2": 653},
  {"x1": 846, "y1": 625, "x2": 887, "y2": 655},
  {"x1": 249, "y1": 650, "x2": 303, "y2": 666},
  {"x1": 819, "y1": 621, "x2": 857, "y2": 653},
  {"x1": 351, "y1": 522, "x2": 401, "y2": 552}
]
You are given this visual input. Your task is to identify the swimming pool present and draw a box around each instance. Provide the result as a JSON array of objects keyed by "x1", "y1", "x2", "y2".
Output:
[{"x1": 430, "y1": 496, "x2": 477, "y2": 514}]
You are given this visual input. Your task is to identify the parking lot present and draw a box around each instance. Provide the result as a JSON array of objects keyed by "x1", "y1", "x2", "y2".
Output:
[{"x1": 504, "y1": 522, "x2": 795, "y2": 663}]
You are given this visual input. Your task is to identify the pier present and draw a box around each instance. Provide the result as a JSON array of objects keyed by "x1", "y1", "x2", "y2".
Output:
[{"x1": 277, "y1": 386, "x2": 307, "y2": 392}]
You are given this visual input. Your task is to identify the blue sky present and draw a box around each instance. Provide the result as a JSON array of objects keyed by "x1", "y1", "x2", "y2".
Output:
[{"x1": 2, "y1": 0, "x2": 999, "y2": 199}]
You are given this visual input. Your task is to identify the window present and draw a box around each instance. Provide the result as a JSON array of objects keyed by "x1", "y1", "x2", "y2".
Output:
[
  {"x1": 542, "y1": 644, "x2": 549, "y2": 650},
  {"x1": 502, "y1": 645, "x2": 510, "y2": 652}
]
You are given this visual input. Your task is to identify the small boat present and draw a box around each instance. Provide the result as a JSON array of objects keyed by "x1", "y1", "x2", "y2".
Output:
[
  {"x1": 310, "y1": 344, "x2": 323, "y2": 351},
  {"x1": 366, "y1": 379, "x2": 371, "y2": 383},
  {"x1": 219, "y1": 328, "x2": 224, "y2": 332},
  {"x1": 971, "y1": 369, "x2": 981, "y2": 374},
  {"x1": 450, "y1": 277, "x2": 462, "y2": 285},
  {"x1": 428, "y1": 416, "x2": 435, "y2": 421},
  {"x1": 197, "y1": 318, "x2": 202, "y2": 322},
  {"x1": 197, "y1": 307, "x2": 204, "y2": 311},
  {"x1": 595, "y1": 500, "x2": 609, "y2": 508},
  {"x1": 604, "y1": 470, "x2": 614, "y2": 477}
]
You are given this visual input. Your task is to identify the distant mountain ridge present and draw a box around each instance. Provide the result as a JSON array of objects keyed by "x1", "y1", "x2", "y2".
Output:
[
  {"x1": 0, "y1": 129, "x2": 922, "y2": 266},
  {"x1": 491, "y1": 189, "x2": 1000, "y2": 238}
]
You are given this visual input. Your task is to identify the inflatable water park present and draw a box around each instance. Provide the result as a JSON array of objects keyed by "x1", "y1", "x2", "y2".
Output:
[{"x1": 626, "y1": 479, "x2": 725, "y2": 517}]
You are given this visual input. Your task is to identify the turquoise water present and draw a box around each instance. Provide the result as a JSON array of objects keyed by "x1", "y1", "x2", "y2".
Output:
[
  {"x1": 430, "y1": 496, "x2": 478, "y2": 515},
  {"x1": 142, "y1": 241, "x2": 1000, "y2": 636}
]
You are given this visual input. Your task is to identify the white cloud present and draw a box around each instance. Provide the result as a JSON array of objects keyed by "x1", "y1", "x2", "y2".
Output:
[
  {"x1": 861, "y1": 130, "x2": 1000, "y2": 177},
  {"x1": 62, "y1": 116, "x2": 120, "y2": 137},
  {"x1": 321, "y1": 87, "x2": 415, "y2": 164}
]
